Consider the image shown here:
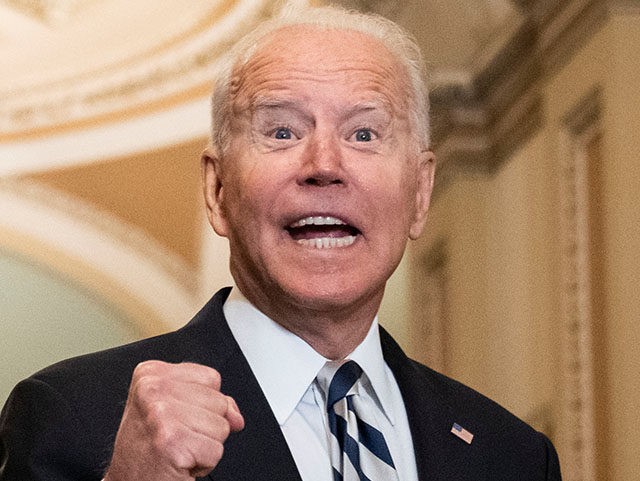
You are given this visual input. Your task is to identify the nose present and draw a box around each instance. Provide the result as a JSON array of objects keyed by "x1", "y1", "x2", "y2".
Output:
[{"x1": 298, "y1": 132, "x2": 345, "y2": 187}]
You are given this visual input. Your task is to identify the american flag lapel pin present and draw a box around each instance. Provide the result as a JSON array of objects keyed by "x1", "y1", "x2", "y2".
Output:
[{"x1": 451, "y1": 422, "x2": 474, "y2": 444}]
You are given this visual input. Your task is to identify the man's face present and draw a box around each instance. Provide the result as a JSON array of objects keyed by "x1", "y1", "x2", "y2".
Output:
[{"x1": 203, "y1": 26, "x2": 434, "y2": 320}]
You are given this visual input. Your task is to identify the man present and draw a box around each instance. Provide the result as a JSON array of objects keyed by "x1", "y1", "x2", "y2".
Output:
[{"x1": 0, "y1": 4, "x2": 561, "y2": 481}]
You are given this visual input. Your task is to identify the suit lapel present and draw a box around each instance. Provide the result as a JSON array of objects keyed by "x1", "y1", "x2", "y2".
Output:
[
  {"x1": 178, "y1": 289, "x2": 302, "y2": 481},
  {"x1": 381, "y1": 328, "x2": 479, "y2": 481},
  {"x1": 211, "y1": 350, "x2": 303, "y2": 481},
  {"x1": 184, "y1": 291, "x2": 479, "y2": 480}
]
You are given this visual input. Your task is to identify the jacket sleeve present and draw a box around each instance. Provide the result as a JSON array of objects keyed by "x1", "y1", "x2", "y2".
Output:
[{"x1": 0, "y1": 377, "x2": 106, "y2": 481}]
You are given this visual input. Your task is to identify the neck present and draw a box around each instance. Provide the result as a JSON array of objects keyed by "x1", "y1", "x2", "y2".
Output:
[
  {"x1": 281, "y1": 313, "x2": 375, "y2": 360},
  {"x1": 234, "y1": 283, "x2": 383, "y2": 360}
]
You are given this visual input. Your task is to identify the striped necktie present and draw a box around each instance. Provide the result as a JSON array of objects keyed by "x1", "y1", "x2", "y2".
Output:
[{"x1": 317, "y1": 360, "x2": 399, "y2": 481}]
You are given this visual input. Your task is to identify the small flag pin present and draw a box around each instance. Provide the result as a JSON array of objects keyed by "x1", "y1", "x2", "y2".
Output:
[{"x1": 451, "y1": 422, "x2": 474, "y2": 444}]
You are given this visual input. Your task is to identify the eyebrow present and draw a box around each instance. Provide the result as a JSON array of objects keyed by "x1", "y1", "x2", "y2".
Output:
[
  {"x1": 250, "y1": 98, "x2": 311, "y2": 121},
  {"x1": 249, "y1": 97, "x2": 393, "y2": 128},
  {"x1": 251, "y1": 97, "x2": 302, "y2": 112},
  {"x1": 339, "y1": 101, "x2": 391, "y2": 121}
]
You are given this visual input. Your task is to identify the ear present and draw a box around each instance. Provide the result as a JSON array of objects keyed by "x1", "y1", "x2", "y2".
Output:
[
  {"x1": 408, "y1": 149, "x2": 436, "y2": 240},
  {"x1": 201, "y1": 147, "x2": 230, "y2": 238}
]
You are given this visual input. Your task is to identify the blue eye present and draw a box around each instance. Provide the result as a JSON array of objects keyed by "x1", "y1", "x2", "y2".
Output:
[
  {"x1": 273, "y1": 127, "x2": 292, "y2": 140},
  {"x1": 354, "y1": 129, "x2": 373, "y2": 142}
]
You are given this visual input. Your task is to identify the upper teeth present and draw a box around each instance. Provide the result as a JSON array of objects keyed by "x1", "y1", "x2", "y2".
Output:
[{"x1": 290, "y1": 216, "x2": 346, "y2": 228}]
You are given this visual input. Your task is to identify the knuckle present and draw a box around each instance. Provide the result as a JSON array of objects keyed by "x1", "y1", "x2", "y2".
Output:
[
  {"x1": 186, "y1": 363, "x2": 221, "y2": 388},
  {"x1": 208, "y1": 368, "x2": 222, "y2": 388},
  {"x1": 152, "y1": 421, "x2": 174, "y2": 448},
  {"x1": 153, "y1": 422, "x2": 182, "y2": 453},
  {"x1": 211, "y1": 391, "x2": 227, "y2": 411},
  {"x1": 189, "y1": 442, "x2": 223, "y2": 477},
  {"x1": 134, "y1": 360, "x2": 163, "y2": 377},
  {"x1": 132, "y1": 375, "x2": 162, "y2": 403},
  {"x1": 153, "y1": 425, "x2": 191, "y2": 469},
  {"x1": 209, "y1": 440, "x2": 224, "y2": 464},
  {"x1": 217, "y1": 417, "x2": 231, "y2": 440},
  {"x1": 145, "y1": 399, "x2": 169, "y2": 422}
]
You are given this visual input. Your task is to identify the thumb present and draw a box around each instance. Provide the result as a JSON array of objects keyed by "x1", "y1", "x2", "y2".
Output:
[{"x1": 225, "y1": 396, "x2": 245, "y2": 432}]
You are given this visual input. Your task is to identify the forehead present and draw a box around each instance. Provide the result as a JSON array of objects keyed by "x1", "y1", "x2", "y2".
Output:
[{"x1": 230, "y1": 25, "x2": 411, "y2": 112}]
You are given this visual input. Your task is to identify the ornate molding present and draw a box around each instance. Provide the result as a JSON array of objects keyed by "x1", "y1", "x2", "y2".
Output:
[
  {"x1": 432, "y1": 0, "x2": 611, "y2": 193},
  {"x1": 0, "y1": 0, "x2": 287, "y2": 138},
  {"x1": 1, "y1": 0, "x2": 98, "y2": 24},
  {"x1": 556, "y1": 87, "x2": 601, "y2": 481},
  {"x1": 410, "y1": 239, "x2": 449, "y2": 372}
]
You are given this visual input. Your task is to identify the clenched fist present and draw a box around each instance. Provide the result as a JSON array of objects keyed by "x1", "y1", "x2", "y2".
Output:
[{"x1": 103, "y1": 361, "x2": 244, "y2": 481}]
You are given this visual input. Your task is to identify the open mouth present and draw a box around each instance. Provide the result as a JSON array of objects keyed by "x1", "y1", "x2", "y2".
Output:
[{"x1": 286, "y1": 216, "x2": 361, "y2": 249}]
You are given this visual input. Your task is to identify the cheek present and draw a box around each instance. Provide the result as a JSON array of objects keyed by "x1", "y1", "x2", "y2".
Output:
[
  {"x1": 371, "y1": 166, "x2": 417, "y2": 223},
  {"x1": 225, "y1": 168, "x2": 280, "y2": 230}
]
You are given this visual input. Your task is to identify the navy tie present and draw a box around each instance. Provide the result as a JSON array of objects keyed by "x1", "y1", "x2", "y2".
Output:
[{"x1": 317, "y1": 360, "x2": 399, "y2": 481}]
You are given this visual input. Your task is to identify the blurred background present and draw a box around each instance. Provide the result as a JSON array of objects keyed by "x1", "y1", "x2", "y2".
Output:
[{"x1": 1, "y1": 0, "x2": 638, "y2": 479}]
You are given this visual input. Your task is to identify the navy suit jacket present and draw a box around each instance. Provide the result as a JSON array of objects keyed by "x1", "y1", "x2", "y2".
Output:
[{"x1": 0, "y1": 288, "x2": 561, "y2": 480}]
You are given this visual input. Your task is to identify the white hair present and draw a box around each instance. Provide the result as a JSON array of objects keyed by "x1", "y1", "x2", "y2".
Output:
[{"x1": 210, "y1": 2, "x2": 431, "y2": 154}]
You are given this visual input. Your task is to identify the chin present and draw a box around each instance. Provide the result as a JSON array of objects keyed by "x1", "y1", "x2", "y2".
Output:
[{"x1": 281, "y1": 276, "x2": 384, "y2": 315}]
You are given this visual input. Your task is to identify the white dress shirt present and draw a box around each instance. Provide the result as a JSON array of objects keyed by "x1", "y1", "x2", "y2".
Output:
[{"x1": 224, "y1": 286, "x2": 418, "y2": 481}]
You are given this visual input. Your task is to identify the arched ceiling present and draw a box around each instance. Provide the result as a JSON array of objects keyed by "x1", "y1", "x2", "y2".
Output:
[
  {"x1": 0, "y1": 0, "x2": 273, "y2": 147},
  {"x1": 1, "y1": 0, "x2": 613, "y2": 172},
  {"x1": 0, "y1": 0, "x2": 523, "y2": 149},
  {"x1": 1, "y1": 0, "x2": 521, "y2": 91}
]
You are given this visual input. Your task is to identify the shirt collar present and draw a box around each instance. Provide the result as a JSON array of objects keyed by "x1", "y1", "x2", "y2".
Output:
[
  {"x1": 347, "y1": 322, "x2": 397, "y2": 426},
  {"x1": 223, "y1": 286, "x2": 397, "y2": 426}
]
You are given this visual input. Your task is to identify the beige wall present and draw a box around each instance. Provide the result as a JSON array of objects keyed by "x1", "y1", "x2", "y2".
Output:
[
  {"x1": 597, "y1": 12, "x2": 640, "y2": 481},
  {"x1": 398, "y1": 11, "x2": 640, "y2": 481},
  {"x1": 406, "y1": 134, "x2": 561, "y2": 418}
]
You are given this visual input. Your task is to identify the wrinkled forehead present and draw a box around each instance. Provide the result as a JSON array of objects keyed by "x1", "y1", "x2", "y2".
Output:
[{"x1": 228, "y1": 25, "x2": 413, "y2": 116}]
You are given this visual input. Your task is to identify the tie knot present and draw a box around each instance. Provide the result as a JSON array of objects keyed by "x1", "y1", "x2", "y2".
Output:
[{"x1": 317, "y1": 360, "x2": 363, "y2": 408}]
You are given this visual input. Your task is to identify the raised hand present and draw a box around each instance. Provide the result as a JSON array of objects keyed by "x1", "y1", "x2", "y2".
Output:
[{"x1": 103, "y1": 361, "x2": 244, "y2": 481}]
